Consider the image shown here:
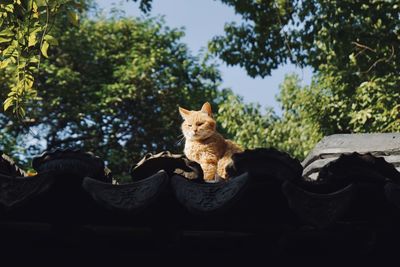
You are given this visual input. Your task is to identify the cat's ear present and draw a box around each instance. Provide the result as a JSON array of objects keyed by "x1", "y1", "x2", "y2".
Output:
[
  {"x1": 201, "y1": 102, "x2": 213, "y2": 117},
  {"x1": 179, "y1": 107, "x2": 190, "y2": 119}
]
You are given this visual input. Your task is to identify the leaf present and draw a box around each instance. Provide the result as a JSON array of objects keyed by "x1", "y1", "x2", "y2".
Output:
[
  {"x1": 3, "y1": 97, "x2": 14, "y2": 111},
  {"x1": 32, "y1": 1, "x2": 39, "y2": 16},
  {"x1": 44, "y1": 34, "x2": 58, "y2": 45},
  {"x1": 41, "y1": 40, "x2": 49, "y2": 58},
  {"x1": 67, "y1": 11, "x2": 79, "y2": 26},
  {"x1": 7, "y1": 91, "x2": 17, "y2": 97},
  {"x1": 0, "y1": 28, "x2": 14, "y2": 37},
  {"x1": 0, "y1": 37, "x2": 11, "y2": 43},
  {"x1": 28, "y1": 32, "x2": 37, "y2": 47},
  {"x1": 3, "y1": 40, "x2": 19, "y2": 57},
  {"x1": 17, "y1": 60, "x2": 26, "y2": 69},
  {"x1": 24, "y1": 77, "x2": 34, "y2": 88},
  {"x1": 29, "y1": 56, "x2": 39, "y2": 64},
  {"x1": 0, "y1": 59, "x2": 9, "y2": 69},
  {"x1": 18, "y1": 107, "x2": 26, "y2": 117},
  {"x1": 36, "y1": 0, "x2": 47, "y2": 6}
]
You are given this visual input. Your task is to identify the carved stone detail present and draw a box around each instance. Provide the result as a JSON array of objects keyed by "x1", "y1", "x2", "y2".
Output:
[
  {"x1": 0, "y1": 173, "x2": 55, "y2": 208},
  {"x1": 283, "y1": 181, "x2": 355, "y2": 228},
  {"x1": 171, "y1": 172, "x2": 249, "y2": 213},
  {"x1": 32, "y1": 148, "x2": 111, "y2": 182},
  {"x1": 82, "y1": 171, "x2": 168, "y2": 212},
  {"x1": 130, "y1": 151, "x2": 202, "y2": 181}
]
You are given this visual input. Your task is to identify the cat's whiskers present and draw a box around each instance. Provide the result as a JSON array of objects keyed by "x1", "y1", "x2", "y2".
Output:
[{"x1": 175, "y1": 135, "x2": 186, "y2": 146}]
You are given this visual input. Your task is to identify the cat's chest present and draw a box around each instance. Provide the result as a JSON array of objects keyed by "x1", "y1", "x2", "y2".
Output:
[{"x1": 184, "y1": 141, "x2": 223, "y2": 160}]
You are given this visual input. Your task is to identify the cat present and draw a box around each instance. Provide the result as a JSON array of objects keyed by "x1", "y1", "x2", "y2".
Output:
[{"x1": 179, "y1": 102, "x2": 243, "y2": 183}]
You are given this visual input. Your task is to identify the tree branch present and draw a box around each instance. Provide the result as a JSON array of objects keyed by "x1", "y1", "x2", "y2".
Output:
[
  {"x1": 352, "y1": 41, "x2": 376, "y2": 53},
  {"x1": 48, "y1": 135, "x2": 96, "y2": 149}
]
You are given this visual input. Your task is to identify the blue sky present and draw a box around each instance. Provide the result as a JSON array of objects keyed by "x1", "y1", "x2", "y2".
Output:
[{"x1": 96, "y1": 0, "x2": 313, "y2": 114}]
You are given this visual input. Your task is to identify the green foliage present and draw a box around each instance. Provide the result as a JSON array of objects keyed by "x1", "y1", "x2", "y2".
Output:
[
  {"x1": 0, "y1": 15, "x2": 220, "y2": 174},
  {"x1": 266, "y1": 75, "x2": 323, "y2": 159},
  {"x1": 210, "y1": 0, "x2": 400, "y2": 79},
  {"x1": 131, "y1": 0, "x2": 152, "y2": 13},
  {"x1": 0, "y1": 0, "x2": 85, "y2": 116},
  {"x1": 211, "y1": 0, "x2": 400, "y2": 159},
  {"x1": 216, "y1": 89, "x2": 277, "y2": 149},
  {"x1": 0, "y1": 0, "x2": 153, "y2": 115},
  {"x1": 348, "y1": 76, "x2": 399, "y2": 132},
  {"x1": 218, "y1": 72, "x2": 399, "y2": 160},
  {"x1": 216, "y1": 76, "x2": 323, "y2": 160},
  {"x1": 1, "y1": 0, "x2": 398, "y2": 167},
  {"x1": 309, "y1": 71, "x2": 400, "y2": 135},
  {"x1": 209, "y1": 0, "x2": 295, "y2": 78}
]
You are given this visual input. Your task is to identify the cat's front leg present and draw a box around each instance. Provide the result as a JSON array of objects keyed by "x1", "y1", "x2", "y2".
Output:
[
  {"x1": 200, "y1": 158, "x2": 218, "y2": 182},
  {"x1": 217, "y1": 154, "x2": 235, "y2": 179}
]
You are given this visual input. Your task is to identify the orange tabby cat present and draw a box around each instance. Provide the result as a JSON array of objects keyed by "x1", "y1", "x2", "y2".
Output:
[{"x1": 179, "y1": 102, "x2": 243, "y2": 182}]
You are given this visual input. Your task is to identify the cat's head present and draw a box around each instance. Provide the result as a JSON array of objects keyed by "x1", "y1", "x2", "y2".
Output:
[{"x1": 179, "y1": 102, "x2": 216, "y2": 141}]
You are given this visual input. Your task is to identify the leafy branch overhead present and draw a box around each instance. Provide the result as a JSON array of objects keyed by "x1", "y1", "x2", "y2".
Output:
[
  {"x1": 0, "y1": 0, "x2": 83, "y2": 116},
  {"x1": 213, "y1": 0, "x2": 400, "y2": 153},
  {"x1": 209, "y1": 0, "x2": 400, "y2": 79},
  {"x1": 0, "y1": 15, "x2": 220, "y2": 174},
  {"x1": 0, "y1": 0, "x2": 151, "y2": 116},
  {"x1": 213, "y1": 0, "x2": 400, "y2": 158}
]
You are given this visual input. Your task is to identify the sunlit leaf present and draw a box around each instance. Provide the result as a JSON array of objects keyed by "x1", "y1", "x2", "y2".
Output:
[
  {"x1": 18, "y1": 107, "x2": 26, "y2": 117},
  {"x1": 36, "y1": 0, "x2": 47, "y2": 7},
  {"x1": 3, "y1": 97, "x2": 14, "y2": 111},
  {"x1": 0, "y1": 28, "x2": 14, "y2": 37},
  {"x1": 41, "y1": 40, "x2": 49, "y2": 58},
  {"x1": 44, "y1": 34, "x2": 58, "y2": 45},
  {"x1": 28, "y1": 32, "x2": 37, "y2": 47},
  {"x1": 0, "y1": 37, "x2": 11, "y2": 43},
  {"x1": 67, "y1": 11, "x2": 79, "y2": 26},
  {"x1": 0, "y1": 59, "x2": 10, "y2": 69}
]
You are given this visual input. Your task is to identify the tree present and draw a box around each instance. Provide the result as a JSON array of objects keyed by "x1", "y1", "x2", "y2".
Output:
[
  {"x1": 102, "y1": 0, "x2": 399, "y2": 159},
  {"x1": 216, "y1": 76, "x2": 323, "y2": 160},
  {"x1": 2, "y1": 0, "x2": 398, "y2": 166},
  {"x1": 212, "y1": 0, "x2": 399, "y2": 159},
  {"x1": 0, "y1": 0, "x2": 153, "y2": 115},
  {"x1": 0, "y1": 15, "x2": 221, "y2": 175},
  {"x1": 219, "y1": 71, "x2": 399, "y2": 160},
  {"x1": 209, "y1": 0, "x2": 399, "y2": 78},
  {"x1": 216, "y1": 89, "x2": 277, "y2": 149},
  {"x1": 0, "y1": 0, "x2": 84, "y2": 116}
]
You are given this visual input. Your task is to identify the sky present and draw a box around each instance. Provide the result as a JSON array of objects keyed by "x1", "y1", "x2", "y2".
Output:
[{"x1": 96, "y1": 0, "x2": 313, "y2": 114}]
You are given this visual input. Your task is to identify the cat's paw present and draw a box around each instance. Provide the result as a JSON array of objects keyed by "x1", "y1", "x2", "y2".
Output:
[
  {"x1": 204, "y1": 176, "x2": 221, "y2": 183},
  {"x1": 217, "y1": 168, "x2": 229, "y2": 180},
  {"x1": 204, "y1": 179, "x2": 220, "y2": 183}
]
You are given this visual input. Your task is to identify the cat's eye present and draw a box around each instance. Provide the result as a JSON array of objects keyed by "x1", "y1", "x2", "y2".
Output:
[
  {"x1": 197, "y1": 122, "x2": 204, "y2": 126},
  {"x1": 187, "y1": 124, "x2": 192, "y2": 127}
]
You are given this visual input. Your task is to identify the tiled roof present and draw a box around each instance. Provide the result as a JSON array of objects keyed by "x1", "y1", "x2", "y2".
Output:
[
  {"x1": 303, "y1": 133, "x2": 400, "y2": 180},
  {"x1": 1, "y1": 133, "x2": 400, "y2": 258}
]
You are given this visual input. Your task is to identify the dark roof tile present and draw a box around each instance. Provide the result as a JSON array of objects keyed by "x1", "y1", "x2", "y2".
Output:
[
  {"x1": 1, "y1": 133, "x2": 400, "y2": 254},
  {"x1": 83, "y1": 171, "x2": 169, "y2": 212}
]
